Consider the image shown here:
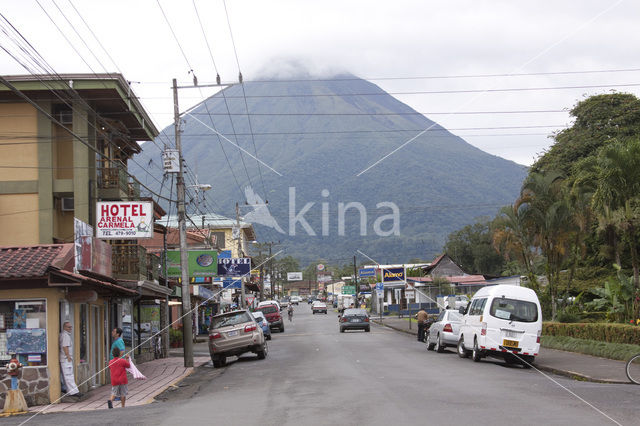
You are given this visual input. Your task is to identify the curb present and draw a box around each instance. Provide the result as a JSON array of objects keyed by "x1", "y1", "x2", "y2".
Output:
[
  {"x1": 372, "y1": 320, "x2": 417, "y2": 336},
  {"x1": 373, "y1": 320, "x2": 632, "y2": 385},
  {"x1": 533, "y1": 365, "x2": 631, "y2": 385}
]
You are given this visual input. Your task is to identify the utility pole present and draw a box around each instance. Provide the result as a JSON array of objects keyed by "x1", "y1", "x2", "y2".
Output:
[
  {"x1": 173, "y1": 78, "x2": 193, "y2": 368},
  {"x1": 235, "y1": 202, "x2": 245, "y2": 309},
  {"x1": 353, "y1": 255, "x2": 358, "y2": 308}
]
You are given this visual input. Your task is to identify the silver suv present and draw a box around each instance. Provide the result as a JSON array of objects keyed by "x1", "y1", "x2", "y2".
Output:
[{"x1": 209, "y1": 310, "x2": 267, "y2": 368}]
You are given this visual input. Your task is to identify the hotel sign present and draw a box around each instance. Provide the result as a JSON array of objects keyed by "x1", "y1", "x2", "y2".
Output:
[{"x1": 96, "y1": 201, "x2": 153, "y2": 239}]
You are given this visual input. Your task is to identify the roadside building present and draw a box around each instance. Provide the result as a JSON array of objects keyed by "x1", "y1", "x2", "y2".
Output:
[{"x1": 0, "y1": 73, "x2": 169, "y2": 405}]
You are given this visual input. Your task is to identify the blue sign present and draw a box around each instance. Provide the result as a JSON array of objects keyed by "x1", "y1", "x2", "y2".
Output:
[
  {"x1": 217, "y1": 258, "x2": 251, "y2": 277},
  {"x1": 358, "y1": 268, "x2": 376, "y2": 277},
  {"x1": 218, "y1": 250, "x2": 232, "y2": 259},
  {"x1": 382, "y1": 267, "x2": 405, "y2": 282},
  {"x1": 375, "y1": 282, "x2": 384, "y2": 291},
  {"x1": 197, "y1": 285, "x2": 216, "y2": 300},
  {"x1": 223, "y1": 278, "x2": 242, "y2": 289}
]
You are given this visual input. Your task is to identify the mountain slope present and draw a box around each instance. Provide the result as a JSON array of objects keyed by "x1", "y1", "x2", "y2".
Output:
[{"x1": 130, "y1": 75, "x2": 527, "y2": 265}]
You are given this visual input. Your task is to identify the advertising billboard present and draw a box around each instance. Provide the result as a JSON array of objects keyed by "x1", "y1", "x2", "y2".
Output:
[
  {"x1": 96, "y1": 201, "x2": 153, "y2": 239},
  {"x1": 166, "y1": 250, "x2": 218, "y2": 278},
  {"x1": 382, "y1": 267, "x2": 405, "y2": 282},
  {"x1": 287, "y1": 272, "x2": 303, "y2": 281},
  {"x1": 217, "y1": 258, "x2": 251, "y2": 277}
]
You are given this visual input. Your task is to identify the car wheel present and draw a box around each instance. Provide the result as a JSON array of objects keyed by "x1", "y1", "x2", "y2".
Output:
[
  {"x1": 266, "y1": 334, "x2": 272, "y2": 340},
  {"x1": 280, "y1": 325, "x2": 285, "y2": 332},
  {"x1": 472, "y1": 338, "x2": 482, "y2": 362},
  {"x1": 365, "y1": 327, "x2": 370, "y2": 332},
  {"x1": 435, "y1": 333, "x2": 445, "y2": 353},
  {"x1": 519, "y1": 355, "x2": 534, "y2": 369},
  {"x1": 457, "y1": 337, "x2": 470, "y2": 358},
  {"x1": 340, "y1": 328, "x2": 345, "y2": 333},
  {"x1": 257, "y1": 342, "x2": 268, "y2": 360}
]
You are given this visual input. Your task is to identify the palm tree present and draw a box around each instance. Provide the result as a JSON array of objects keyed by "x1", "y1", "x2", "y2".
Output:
[
  {"x1": 590, "y1": 139, "x2": 640, "y2": 316},
  {"x1": 518, "y1": 171, "x2": 574, "y2": 320},
  {"x1": 492, "y1": 204, "x2": 539, "y2": 292}
]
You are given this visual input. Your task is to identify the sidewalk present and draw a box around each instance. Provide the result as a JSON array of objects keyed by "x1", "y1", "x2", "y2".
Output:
[
  {"x1": 373, "y1": 316, "x2": 631, "y2": 384},
  {"x1": 28, "y1": 356, "x2": 210, "y2": 414}
]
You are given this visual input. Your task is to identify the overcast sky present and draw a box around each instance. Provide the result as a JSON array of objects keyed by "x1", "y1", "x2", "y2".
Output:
[{"x1": 2, "y1": 0, "x2": 639, "y2": 166}]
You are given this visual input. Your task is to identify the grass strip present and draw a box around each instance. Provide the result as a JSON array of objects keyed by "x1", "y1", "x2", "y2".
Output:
[{"x1": 541, "y1": 335, "x2": 640, "y2": 361}]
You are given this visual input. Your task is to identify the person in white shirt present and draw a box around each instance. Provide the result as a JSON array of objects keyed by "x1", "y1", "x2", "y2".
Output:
[{"x1": 59, "y1": 321, "x2": 80, "y2": 396}]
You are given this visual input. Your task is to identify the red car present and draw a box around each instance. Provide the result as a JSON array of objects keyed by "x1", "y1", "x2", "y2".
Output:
[{"x1": 256, "y1": 304, "x2": 285, "y2": 332}]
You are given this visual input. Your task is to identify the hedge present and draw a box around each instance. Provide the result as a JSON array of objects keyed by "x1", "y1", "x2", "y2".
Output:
[{"x1": 543, "y1": 322, "x2": 640, "y2": 345}]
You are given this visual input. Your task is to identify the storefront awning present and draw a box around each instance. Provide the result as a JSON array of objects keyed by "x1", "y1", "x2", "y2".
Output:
[
  {"x1": 118, "y1": 279, "x2": 172, "y2": 300},
  {"x1": 48, "y1": 268, "x2": 137, "y2": 296}
]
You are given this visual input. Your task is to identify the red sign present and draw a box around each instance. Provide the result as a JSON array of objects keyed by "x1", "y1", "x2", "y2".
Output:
[{"x1": 79, "y1": 236, "x2": 112, "y2": 276}]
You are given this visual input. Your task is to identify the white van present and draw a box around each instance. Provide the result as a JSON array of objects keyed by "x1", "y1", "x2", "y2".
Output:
[{"x1": 457, "y1": 285, "x2": 542, "y2": 367}]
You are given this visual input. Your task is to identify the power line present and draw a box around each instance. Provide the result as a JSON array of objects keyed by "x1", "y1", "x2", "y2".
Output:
[
  {"x1": 158, "y1": 0, "x2": 251, "y2": 200},
  {"x1": 222, "y1": 0, "x2": 268, "y2": 199},
  {"x1": 124, "y1": 66, "x2": 640, "y2": 85}
]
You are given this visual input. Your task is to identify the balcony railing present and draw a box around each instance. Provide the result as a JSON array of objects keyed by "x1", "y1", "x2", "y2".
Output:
[
  {"x1": 97, "y1": 160, "x2": 128, "y2": 194},
  {"x1": 128, "y1": 179, "x2": 140, "y2": 200},
  {"x1": 111, "y1": 243, "x2": 147, "y2": 280},
  {"x1": 111, "y1": 243, "x2": 163, "y2": 282}
]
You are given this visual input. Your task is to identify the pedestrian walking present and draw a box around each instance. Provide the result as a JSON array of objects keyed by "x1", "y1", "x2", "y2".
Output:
[
  {"x1": 110, "y1": 327, "x2": 125, "y2": 360},
  {"x1": 414, "y1": 308, "x2": 429, "y2": 342},
  {"x1": 107, "y1": 347, "x2": 130, "y2": 409},
  {"x1": 59, "y1": 321, "x2": 80, "y2": 397}
]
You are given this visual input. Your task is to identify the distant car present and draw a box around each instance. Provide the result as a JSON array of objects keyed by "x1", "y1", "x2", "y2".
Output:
[
  {"x1": 279, "y1": 299, "x2": 290, "y2": 310},
  {"x1": 339, "y1": 308, "x2": 370, "y2": 332},
  {"x1": 256, "y1": 304, "x2": 285, "y2": 332},
  {"x1": 426, "y1": 310, "x2": 463, "y2": 352},
  {"x1": 251, "y1": 311, "x2": 271, "y2": 340},
  {"x1": 290, "y1": 296, "x2": 301, "y2": 305},
  {"x1": 312, "y1": 301, "x2": 327, "y2": 314},
  {"x1": 208, "y1": 309, "x2": 267, "y2": 368}
]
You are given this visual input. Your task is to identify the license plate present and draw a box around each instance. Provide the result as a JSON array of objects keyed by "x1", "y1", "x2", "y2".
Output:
[
  {"x1": 227, "y1": 330, "x2": 238, "y2": 337},
  {"x1": 503, "y1": 339, "x2": 519, "y2": 348},
  {"x1": 504, "y1": 330, "x2": 521, "y2": 339},
  {"x1": 350, "y1": 319, "x2": 359, "y2": 323}
]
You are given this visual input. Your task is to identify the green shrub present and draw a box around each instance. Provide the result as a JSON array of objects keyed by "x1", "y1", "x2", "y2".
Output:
[
  {"x1": 556, "y1": 310, "x2": 581, "y2": 323},
  {"x1": 543, "y1": 322, "x2": 640, "y2": 345},
  {"x1": 169, "y1": 328, "x2": 183, "y2": 345},
  {"x1": 541, "y1": 335, "x2": 640, "y2": 361}
]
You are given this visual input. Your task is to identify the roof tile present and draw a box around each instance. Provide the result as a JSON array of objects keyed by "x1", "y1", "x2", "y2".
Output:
[{"x1": 0, "y1": 244, "x2": 73, "y2": 278}]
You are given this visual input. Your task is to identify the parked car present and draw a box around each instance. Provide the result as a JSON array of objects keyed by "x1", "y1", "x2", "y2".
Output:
[
  {"x1": 290, "y1": 296, "x2": 301, "y2": 305},
  {"x1": 457, "y1": 285, "x2": 542, "y2": 367},
  {"x1": 312, "y1": 301, "x2": 328, "y2": 314},
  {"x1": 426, "y1": 310, "x2": 462, "y2": 352},
  {"x1": 279, "y1": 299, "x2": 290, "y2": 310},
  {"x1": 208, "y1": 310, "x2": 267, "y2": 368},
  {"x1": 251, "y1": 311, "x2": 271, "y2": 340},
  {"x1": 339, "y1": 308, "x2": 370, "y2": 332},
  {"x1": 258, "y1": 300, "x2": 281, "y2": 311},
  {"x1": 256, "y1": 304, "x2": 285, "y2": 332}
]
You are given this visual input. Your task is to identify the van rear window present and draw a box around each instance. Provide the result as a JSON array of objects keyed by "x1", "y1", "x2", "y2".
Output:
[{"x1": 489, "y1": 298, "x2": 538, "y2": 322}]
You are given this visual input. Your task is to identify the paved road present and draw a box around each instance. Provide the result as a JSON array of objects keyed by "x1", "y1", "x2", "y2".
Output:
[{"x1": 12, "y1": 304, "x2": 640, "y2": 425}]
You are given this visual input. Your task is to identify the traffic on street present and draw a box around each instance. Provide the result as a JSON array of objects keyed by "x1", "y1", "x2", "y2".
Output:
[{"x1": 12, "y1": 301, "x2": 640, "y2": 426}]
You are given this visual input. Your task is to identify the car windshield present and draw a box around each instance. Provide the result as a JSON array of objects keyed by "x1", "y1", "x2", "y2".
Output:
[
  {"x1": 489, "y1": 298, "x2": 538, "y2": 322},
  {"x1": 446, "y1": 311, "x2": 462, "y2": 322},
  {"x1": 212, "y1": 312, "x2": 252, "y2": 329},
  {"x1": 258, "y1": 305, "x2": 278, "y2": 314}
]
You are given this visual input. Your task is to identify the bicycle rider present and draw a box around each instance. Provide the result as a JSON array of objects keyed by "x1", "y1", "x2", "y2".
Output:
[{"x1": 287, "y1": 304, "x2": 294, "y2": 321}]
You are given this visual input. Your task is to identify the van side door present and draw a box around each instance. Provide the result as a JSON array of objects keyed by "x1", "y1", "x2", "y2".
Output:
[{"x1": 464, "y1": 297, "x2": 487, "y2": 345}]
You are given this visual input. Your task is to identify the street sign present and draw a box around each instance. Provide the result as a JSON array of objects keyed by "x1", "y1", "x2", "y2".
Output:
[
  {"x1": 405, "y1": 289, "x2": 415, "y2": 299},
  {"x1": 317, "y1": 264, "x2": 325, "y2": 271},
  {"x1": 375, "y1": 282, "x2": 384, "y2": 291},
  {"x1": 358, "y1": 268, "x2": 375, "y2": 277},
  {"x1": 287, "y1": 272, "x2": 303, "y2": 281},
  {"x1": 376, "y1": 289, "x2": 384, "y2": 299},
  {"x1": 342, "y1": 285, "x2": 356, "y2": 295},
  {"x1": 217, "y1": 258, "x2": 251, "y2": 276}
]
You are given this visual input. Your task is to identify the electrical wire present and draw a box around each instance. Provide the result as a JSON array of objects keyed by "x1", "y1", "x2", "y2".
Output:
[{"x1": 222, "y1": 0, "x2": 268, "y2": 200}]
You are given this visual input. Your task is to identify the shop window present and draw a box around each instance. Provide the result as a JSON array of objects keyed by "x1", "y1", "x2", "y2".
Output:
[{"x1": 0, "y1": 300, "x2": 47, "y2": 366}]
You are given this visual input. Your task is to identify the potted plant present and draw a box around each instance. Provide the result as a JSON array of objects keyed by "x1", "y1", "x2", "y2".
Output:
[{"x1": 169, "y1": 328, "x2": 183, "y2": 348}]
